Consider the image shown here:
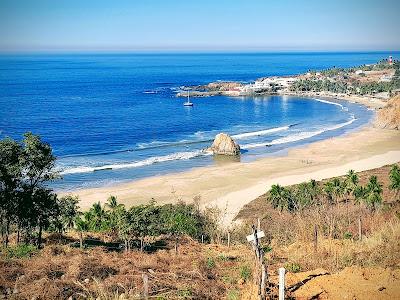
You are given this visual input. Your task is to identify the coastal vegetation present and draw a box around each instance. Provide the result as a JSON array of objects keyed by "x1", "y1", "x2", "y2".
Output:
[
  {"x1": 1, "y1": 138, "x2": 400, "y2": 299},
  {"x1": 0, "y1": 133, "x2": 220, "y2": 252},
  {"x1": 290, "y1": 60, "x2": 400, "y2": 96},
  {"x1": 266, "y1": 168, "x2": 398, "y2": 213}
]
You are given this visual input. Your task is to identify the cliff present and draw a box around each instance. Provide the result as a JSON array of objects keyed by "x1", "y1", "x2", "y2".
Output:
[{"x1": 375, "y1": 95, "x2": 400, "y2": 130}]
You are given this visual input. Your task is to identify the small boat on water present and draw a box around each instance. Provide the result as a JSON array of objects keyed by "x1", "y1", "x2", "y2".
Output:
[{"x1": 183, "y1": 91, "x2": 193, "y2": 106}]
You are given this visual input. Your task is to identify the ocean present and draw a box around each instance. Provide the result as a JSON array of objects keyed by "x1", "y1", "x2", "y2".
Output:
[{"x1": 0, "y1": 51, "x2": 396, "y2": 191}]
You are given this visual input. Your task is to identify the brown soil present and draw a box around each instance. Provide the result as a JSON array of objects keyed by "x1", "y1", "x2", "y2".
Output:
[{"x1": 283, "y1": 267, "x2": 400, "y2": 300}]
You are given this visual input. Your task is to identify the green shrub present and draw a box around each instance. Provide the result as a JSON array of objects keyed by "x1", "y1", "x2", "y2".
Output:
[
  {"x1": 227, "y1": 289, "x2": 240, "y2": 300},
  {"x1": 206, "y1": 257, "x2": 215, "y2": 269},
  {"x1": 343, "y1": 232, "x2": 353, "y2": 239},
  {"x1": 285, "y1": 262, "x2": 301, "y2": 273},
  {"x1": 239, "y1": 265, "x2": 251, "y2": 282},
  {"x1": 177, "y1": 288, "x2": 192, "y2": 298},
  {"x1": 1, "y1": 244, "x2": 38, "y2": 259}
]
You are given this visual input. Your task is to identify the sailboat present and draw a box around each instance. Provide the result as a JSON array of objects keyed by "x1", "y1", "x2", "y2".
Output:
[{"x1": 183, "y1": 90, "x2": 193, "y2": 106}]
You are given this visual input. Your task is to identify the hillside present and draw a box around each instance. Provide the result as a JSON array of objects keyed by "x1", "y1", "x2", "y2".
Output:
[{"x1": 375, "y1": 95, "x2": 400, "y2": 130}]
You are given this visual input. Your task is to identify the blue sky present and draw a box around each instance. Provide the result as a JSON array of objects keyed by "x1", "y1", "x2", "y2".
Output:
[{"x1": 0, "y1": 0, "x2": 399, "y2": 52}]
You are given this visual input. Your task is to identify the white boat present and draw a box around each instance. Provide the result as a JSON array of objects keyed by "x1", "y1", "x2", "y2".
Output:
[{"x1": 183, "y1": 91, "x2": 193, "y2": 106}]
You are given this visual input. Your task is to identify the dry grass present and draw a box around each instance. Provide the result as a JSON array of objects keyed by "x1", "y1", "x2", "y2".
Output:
[{"x1": 0, "y1": 237, "x2": 260, "y2": 299}]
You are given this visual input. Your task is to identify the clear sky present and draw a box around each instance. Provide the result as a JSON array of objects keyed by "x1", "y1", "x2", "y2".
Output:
[{"x1": 0, "y1": 0, "x2": 399, "y2": 52}]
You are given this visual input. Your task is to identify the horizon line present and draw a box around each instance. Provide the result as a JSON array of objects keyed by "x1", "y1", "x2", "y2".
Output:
[{"x1": 0, "y1": 49, "x2": 399, "y2": 55}]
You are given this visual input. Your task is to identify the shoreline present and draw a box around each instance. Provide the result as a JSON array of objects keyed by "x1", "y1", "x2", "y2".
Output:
[{"x1": 66, "y1": 94, "x2": 400, "y2": 223}]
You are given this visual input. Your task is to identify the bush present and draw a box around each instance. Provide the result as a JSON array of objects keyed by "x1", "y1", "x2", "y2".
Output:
[
  {"x1": 343, "y1": 232, "x2": 353, "y2": 239},
  {"x1": 1, "y1": 244, "x2": 38, "y2": 259},
  {"x1": 285, "y1": 262, "x2": 302, "y2": 273},
  {"x1": 227, "y1": 289, "x2": 240, "y2": 300},
  {"x1": 239, "y1": 265, "x2": 251, "y2": 282},
  {"x1": 206, "y1": 257, "x2": 216, "y2": 269}
]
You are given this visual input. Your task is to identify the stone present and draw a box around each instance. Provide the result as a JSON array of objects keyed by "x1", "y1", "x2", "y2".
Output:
[
  {"x1": 375, "y1": 95, "x2": 400, "y2": 130},
  {"x1": 206, "y1": 133, "x2": 240, "y2": 156}
]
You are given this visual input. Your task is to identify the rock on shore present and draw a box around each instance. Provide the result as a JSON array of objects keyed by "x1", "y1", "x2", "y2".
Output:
[
  {"x1": 375, "y1": 95, "x2": 400, "y2": 130},
  {"x1": 206, "y1": 133, "x2": 240, "y2": 155}
]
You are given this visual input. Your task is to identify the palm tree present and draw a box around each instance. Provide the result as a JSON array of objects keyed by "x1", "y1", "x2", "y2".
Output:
[
  {"x1": 105, "y1": 195, "x2": 125, "y2": 230},
  {"x1": 332, "y1": 178, "x2": 344, "y2": 204},
  {"x1": 324, "y1": 180, "x2": 335, "y2": 204},
  {"x1": 389, "y1": 165, "x2": 400, "y2": 200},
  {"x1": 105, "y1": 195, "x2": 119, "y2": 210},
  {"x1": 87, "y1": 202, "x2": 108, "y2": 231},
  {"x1": 75, "y1": 216, "x2": 89, "y2": 248},
  {"x1": 345, "y1": 170, "x2": 359, "y2": 201},
  {"x1": 365, "y1": 176, "x2": 383, "y2": 210},
  {"x1": 308, "y1": 179, "x2": 321, "y2": 205},
  {"x1": 267, "y1": 184, "x2": 287, "y2": 212}
]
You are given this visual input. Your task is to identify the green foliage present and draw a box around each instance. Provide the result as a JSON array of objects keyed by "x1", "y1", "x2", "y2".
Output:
[
  {"x1": 0, "y1": 133, "x2": 58, "y2": 247},
  {"x1": 239, "y1": 265, "x2": 251, "y2": 282},
  {"x1": 389, "y1": 165, "x2": 400, "y2": 199},
  {"x1": 290, "y1": 59, "x2": 400, "y2": 95},
  {"x1": 177, "y1": 288, "x2": 192, "y2": 298},
  {"x1": 206, "y1": 257, "x2": 216, "y2": 269},
  {"x1": 227, "y1": 289, "x2": 240, "y2": 300},
  {"x1": 343, "y1": 232, "x2": 353, "y2": 239},
  {"x1": 285, "y1": 262, "x2": 301, "y2": 273},
  {"x1": 1, "y1": 244, "x2": 38, "y2": 259},
  {"x1": 365, "y1": 176, "x2": 383, "y2": 210},
  {"x1": 267, "y1": 180, "x2": 321, "y2": 213}
]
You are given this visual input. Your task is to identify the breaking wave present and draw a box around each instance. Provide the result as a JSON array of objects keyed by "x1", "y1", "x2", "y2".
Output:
[
  {"x1": 60, "y1": 150, "x2": 210, "y2": 175},
  {"x1": 241, "y1": 117, "x2": 356, "y2": 149}
]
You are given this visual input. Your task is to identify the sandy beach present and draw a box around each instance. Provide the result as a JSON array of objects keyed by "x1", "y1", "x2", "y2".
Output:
[{"x1": 68, "y1": 118, "x2": 400, "y2": 224}]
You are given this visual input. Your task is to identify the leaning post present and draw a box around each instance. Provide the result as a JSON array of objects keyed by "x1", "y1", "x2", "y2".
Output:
[{"x1": 279, "y1": 267, "x2": 285, "y2": 300}]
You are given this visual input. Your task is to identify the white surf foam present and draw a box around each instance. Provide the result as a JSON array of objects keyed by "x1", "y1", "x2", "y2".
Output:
[
  {"x1": 232, "y1": 125, "x2": 290, "y2": 139},
  {"x1": 314, "y1": 98, "x2": 345, "y2": 109},
  {"x1": 241, "y1": 117, "x2": 356, "y2": 150},
  {"x1": 60, "y1": 150, "x2": 210, "y2": 175}
]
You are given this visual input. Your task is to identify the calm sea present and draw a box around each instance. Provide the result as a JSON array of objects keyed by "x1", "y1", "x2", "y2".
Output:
[{"x1": 1, "y1": 52, "x2": 397, "y2": 190}]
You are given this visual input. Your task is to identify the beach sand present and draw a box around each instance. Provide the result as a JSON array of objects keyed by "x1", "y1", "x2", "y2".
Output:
[{"x1": 68, "y1": 125, "x2": 400, "y2": 225}]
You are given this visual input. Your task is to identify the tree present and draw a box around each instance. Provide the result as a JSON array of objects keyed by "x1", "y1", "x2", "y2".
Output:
[
  {"x1": 105, "y1": 195, "x2": 124, "y2": 230},
  {"x1": 324, "y1": 180, "x2": 335, "y2": 204},
  {"x1": 332, "y1": 178, "x2": 344, "y2": 204},
  {"x1": 389, "y1": 165, "x2": 400, "y2": 199},
  {"x1": 345, "y1": 170, "x2": 359, "y2": 202},
  {"x1": 86, "y1": 202, "x2": 108, "y2": 231},
  {"x1": 268, "y1": 184, "x2": 287, "y2": 212},
  {"x1": 75, "y1": 216, "x2": 89, "y2": 248},
  {"x1": 365, "y1": 176, "x2": 383, "y2": 210},
  {"x1": 58, "y1": 195, "x2": 80, "y2": 232},
  {"x1": 0, "y1": 138, "x2": 23, "y2": 246},
  {"x1": 0, "y1": 133, "x2": 58, "y2": 247}
]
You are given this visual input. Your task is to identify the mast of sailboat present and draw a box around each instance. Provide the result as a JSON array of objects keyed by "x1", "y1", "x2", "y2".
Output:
[{"x1": 187, "y1": 90, "x2": 190, "y2": 103}]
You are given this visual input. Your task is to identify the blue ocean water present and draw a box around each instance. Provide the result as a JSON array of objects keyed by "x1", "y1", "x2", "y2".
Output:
[{"x1": 0, "y1": 52, "x2": 396, "y2": 190}]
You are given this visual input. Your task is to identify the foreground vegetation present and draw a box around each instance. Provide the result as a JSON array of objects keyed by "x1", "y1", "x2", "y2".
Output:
[
  {"x1": 0, "y1": 134, "x2": 221, "y2": 252},
  {"x1": 1, "y1": 134, "x2": 400, "y2": 299}
]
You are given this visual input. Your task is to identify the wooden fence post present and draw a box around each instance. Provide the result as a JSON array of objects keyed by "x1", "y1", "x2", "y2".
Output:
[
  {"x1": 142, "y1": 273, "x2": 149, "y2": 300},
  {"x1": 227, "y1": 231, "x2": 231, "y2": 248},
  {"x1": 358, "y1": 216, "x2": 362, "y2": 241},
  {"x1": 201, "y1": 234, "x2": 204, "y2": 244},
  {"x1": 313, "y1": 225, "x2": 318, "y2": 253},
  {"x1": 260, "y1": 263, "x2": 266, "y2": 300},
  {"x1": 279, "y1": 267, "x2": 285, "y2": 300}
]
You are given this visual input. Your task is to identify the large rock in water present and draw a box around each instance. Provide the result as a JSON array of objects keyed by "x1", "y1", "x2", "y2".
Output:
[
  {"x1": 375, "y1": 95, "x2": 400, "y2": 130},
  {"x1": 206, "y1": 133, "x2": 240, "y2": 155}
]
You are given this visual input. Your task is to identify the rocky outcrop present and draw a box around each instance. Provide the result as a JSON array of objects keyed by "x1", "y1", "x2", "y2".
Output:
[
  {"x1": 206, "y1": 133, "x2": 240, "y2": 156},
  {"x1": 375, "y1": 95, "x2": 400, "y2": 130},
  {"x1": 176, "y1": 81, "x2": 244, "y2": 97}
]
